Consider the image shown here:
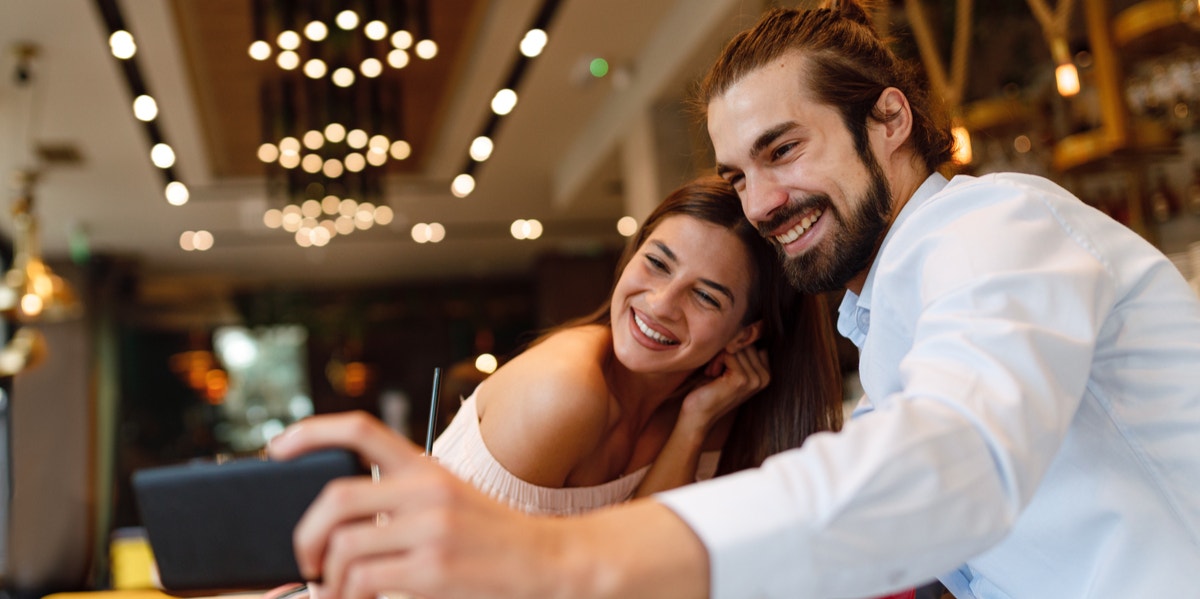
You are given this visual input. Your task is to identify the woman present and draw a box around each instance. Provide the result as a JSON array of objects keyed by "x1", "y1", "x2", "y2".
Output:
[
  {"x1": 428, "y1": 175, "x2": 844, "y2": 515},
  {"x1": 264, "y1": 176, "x2": 845, "y2": 598}
]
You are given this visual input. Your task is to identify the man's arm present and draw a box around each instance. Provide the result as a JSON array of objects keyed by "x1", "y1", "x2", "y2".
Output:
[{"x1": 655, "y1": 179, "x2": 1114, "y2": 598}]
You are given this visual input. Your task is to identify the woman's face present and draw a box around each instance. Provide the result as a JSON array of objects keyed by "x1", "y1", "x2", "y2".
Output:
[{"x1": 610, "y1": 214, "x2": 761, "y2": 376}]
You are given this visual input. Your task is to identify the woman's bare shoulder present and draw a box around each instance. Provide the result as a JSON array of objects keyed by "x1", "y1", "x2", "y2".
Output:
[
  {"x1": 484, "y1": 325, "x2": 610, "y2": 400},
  {"x1": 473, "y1": 325, "x2": 614, "y2": 486},
  {"x1": 531, "y1": 324, "x2": 611, "y2": 361}
]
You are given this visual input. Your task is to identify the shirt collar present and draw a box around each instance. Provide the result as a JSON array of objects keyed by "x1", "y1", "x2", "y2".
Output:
[{"x1": 836, "y1": 172, "x2": 950, "y2": 343}]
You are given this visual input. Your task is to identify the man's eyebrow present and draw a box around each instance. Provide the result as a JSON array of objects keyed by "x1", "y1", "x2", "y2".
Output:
[
  {"x1": 750, "y1": 121, "x2": 799, "y2": 159},
  {"x1": 715, "y1": 121, "x2": 799, "y2": 178}
]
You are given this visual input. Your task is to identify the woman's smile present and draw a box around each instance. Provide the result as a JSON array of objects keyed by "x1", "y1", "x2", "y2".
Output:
[{"x1": 630, "y1": 308, "x2": 680, "y2": 348}]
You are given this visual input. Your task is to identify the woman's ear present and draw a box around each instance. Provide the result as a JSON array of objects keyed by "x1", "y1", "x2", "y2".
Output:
[{"x1": 725, "y1": 320, "x2": 763, "y2": 353}]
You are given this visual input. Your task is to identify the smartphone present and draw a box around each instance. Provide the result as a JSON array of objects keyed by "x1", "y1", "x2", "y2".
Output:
[{"x1": 132, "y1": 449, "x2": 368, "y2": 595}]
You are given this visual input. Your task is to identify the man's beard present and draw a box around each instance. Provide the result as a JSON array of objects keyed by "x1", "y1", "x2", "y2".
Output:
[{"x1": 758, "y1": 152, "x2": 893, "y2": 294}]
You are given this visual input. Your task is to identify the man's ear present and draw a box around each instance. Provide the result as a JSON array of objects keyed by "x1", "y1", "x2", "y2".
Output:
[
  {"x1": 870, "y1": 87, "x2": 913, "y2": 161},
  {"x1": 725, "y1": 320, "x2": 763, "y2": 353}
]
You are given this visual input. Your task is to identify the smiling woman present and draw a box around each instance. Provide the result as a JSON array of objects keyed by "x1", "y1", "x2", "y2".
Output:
[
  {"x1": 418, "y1": 174, "x2": 844, "y2": 514},
  {"x1": 609, "y1": 216, "x2": 758, "y2": 378}
]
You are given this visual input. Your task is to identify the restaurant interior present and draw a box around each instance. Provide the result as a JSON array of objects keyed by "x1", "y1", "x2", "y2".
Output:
[{"x1": 0, "y1": 0, "x2": 1197, "y2": 595}]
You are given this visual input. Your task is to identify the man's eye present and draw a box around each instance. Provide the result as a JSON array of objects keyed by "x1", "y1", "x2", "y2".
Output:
[{"x1": 771, "y1": 143, "x2": 796, "y2": 161}]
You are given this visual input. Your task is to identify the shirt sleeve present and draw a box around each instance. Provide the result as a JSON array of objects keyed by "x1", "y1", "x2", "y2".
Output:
[{"x1": 657, "y1": 178, "x2": 1113, "y2": 598}]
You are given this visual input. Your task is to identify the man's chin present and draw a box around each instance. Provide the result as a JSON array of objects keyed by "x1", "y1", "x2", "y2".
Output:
[{"x1": 782, "y1": 257, "x2": 848, "y2": 294}]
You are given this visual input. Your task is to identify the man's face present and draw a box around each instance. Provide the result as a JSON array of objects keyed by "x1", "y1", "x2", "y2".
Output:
[{"x1": 708, "y1": 52, "x2": 892, "y2": 294}]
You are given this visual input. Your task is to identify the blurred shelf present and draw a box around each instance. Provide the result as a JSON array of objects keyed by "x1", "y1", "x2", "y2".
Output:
[
  {"x1": 960, "y1": 97, "x2": 1034, "y2": 131},
  {"x1": 1113, "y1": 0, "x2": 1199, "y2": 54},
  {"x1": 1052, "y1": 119, "x2": 1177, "y2": 171}
]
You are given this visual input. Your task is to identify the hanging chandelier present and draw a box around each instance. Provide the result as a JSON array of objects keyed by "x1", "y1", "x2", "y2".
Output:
[
  {"x1": 256, "y1": 75, "x2": 401, "y2": 247},
  {"x1": 0, "y1": 171, "x2": 81, "y2": 323},
  {"x1": 248, "y1": 0, "x2": 438, "y2": 78},
  {"x1": 248, "y1": 1, "x2": 432, "y2": 247},
  {"x1": 0, "y1": 172, "x2": 77, "y2": 375}
]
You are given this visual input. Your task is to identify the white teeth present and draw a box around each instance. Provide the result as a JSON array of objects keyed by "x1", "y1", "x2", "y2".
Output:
[
  {"x1": 633, "y1": 313, "x2": 677, "y2": 345},
  {"x1": 774, "y1": 208, "x2": 824, "y2": 245}
]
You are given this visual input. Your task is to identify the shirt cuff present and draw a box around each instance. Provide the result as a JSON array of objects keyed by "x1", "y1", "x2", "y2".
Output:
[{"x1": 656, "y1": 464, "x2": 814, "y2": 599}]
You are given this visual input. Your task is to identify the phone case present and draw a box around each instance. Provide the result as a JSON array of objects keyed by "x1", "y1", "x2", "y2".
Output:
[{"x1": 132, "y1": 449, "x2": 367, "y2": 595}]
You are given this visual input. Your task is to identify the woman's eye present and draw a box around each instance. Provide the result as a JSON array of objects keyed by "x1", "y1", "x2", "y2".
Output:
[
  {"x1": 646, "y1": 255, "x2": 668, "y2": 272},
  {"x1": 695, "y1": 289, "x2": 721, "y2": 309}
]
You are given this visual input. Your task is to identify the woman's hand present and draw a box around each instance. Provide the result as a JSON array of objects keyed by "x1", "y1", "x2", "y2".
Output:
[
  {"x1": 634, "y1": 347, "x2": 769, "y2": 497},
  {"x1": 680, "y1": 346, "x2": 770, "y2": 432}
]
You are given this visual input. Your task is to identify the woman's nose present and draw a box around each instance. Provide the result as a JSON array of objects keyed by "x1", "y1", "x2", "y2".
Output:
[{"x1": 645, "y1": 282, "x2": 684, "y2": 320}]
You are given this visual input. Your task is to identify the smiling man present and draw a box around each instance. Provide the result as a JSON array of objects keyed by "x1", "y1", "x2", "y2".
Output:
[
  {"x1": 268, "y1": 2, "x2": 1200, "y2": 598},
  {"x1": 709, "y1": 67, "x2": 901, "y2": 299},
  {"x1": 655, "y1": 1, "x2": 1200, "y2": 597}
]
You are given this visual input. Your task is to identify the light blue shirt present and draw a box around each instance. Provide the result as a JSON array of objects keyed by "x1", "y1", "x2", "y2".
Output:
[{"x1": 659, "y1": 172, "x2": 1200, "y2": 598}]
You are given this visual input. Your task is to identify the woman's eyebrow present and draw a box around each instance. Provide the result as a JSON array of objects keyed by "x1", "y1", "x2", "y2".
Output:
[
  {"x1": 700, "y1": 279, "x2": 736, "y2": 305},
  {"x1": 650, "y1": 240, "x2": 678, "y2": 263}
]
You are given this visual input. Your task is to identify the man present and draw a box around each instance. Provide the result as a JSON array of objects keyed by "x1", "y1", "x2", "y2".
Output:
[{"x1": 269, "y1": 2, "x2": 1200, "y2": 597}]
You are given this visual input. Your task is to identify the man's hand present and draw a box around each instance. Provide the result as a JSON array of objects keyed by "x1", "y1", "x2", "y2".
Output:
[{"x1": 268, "y1": 412, "x2": 712, "y2": 599}]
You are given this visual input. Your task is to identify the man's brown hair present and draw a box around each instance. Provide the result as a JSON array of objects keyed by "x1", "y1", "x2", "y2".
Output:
[{"x1": 699, "y1": 0, "x2": 954, "y2": 173}]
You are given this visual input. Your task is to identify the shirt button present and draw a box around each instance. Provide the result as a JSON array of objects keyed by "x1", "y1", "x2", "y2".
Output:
[{"x1": 857, "y1": 309, "x2": 871, "y2": 331}]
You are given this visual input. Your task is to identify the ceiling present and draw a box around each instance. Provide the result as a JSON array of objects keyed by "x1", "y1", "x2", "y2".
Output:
[{"x1": 0, "y1": 0, "x2": 769, "y2": 302}]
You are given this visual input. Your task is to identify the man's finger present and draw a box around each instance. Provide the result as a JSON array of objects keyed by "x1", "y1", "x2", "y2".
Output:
[{"x1": 268, "y1": 411, "x2": 422, "y2": 475}]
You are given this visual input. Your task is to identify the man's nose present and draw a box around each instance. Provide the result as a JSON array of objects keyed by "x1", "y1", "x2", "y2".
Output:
[{"x1": 742, "y1": 175, "x2": 790, "y2": 227}]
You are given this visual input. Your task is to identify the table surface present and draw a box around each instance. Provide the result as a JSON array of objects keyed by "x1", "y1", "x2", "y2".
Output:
[{"x1": 45, "y1": 591, "x2": 262, "y2": 599}]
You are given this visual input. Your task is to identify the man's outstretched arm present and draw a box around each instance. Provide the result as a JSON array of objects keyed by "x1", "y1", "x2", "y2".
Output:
[{"x1": 268, "y1": 411, "x2": 711, "y2": 599}]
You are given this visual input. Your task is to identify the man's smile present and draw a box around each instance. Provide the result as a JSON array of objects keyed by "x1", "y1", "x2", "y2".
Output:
[{"x1": 772, "y1": 207, "x2": 825, "y2": 245}]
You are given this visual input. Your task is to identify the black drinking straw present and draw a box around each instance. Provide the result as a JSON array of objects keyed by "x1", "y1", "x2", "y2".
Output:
[{"x1": 425, "y1": 367, "x2": 442, "y2": 455}]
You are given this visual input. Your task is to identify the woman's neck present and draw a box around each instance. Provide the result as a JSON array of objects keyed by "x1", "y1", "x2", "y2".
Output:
[{"x1": 602, "y1": 349, "x2": 692, "y2": 428}]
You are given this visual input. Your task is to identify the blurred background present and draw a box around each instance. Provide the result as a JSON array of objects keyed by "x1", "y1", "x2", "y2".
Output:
[{"x1": 0, "y1": 0, "x2": 1197, "y2": 594}]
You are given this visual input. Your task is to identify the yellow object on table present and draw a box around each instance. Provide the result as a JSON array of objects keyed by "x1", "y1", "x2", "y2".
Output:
[{"x1": 109, "y1": 527, "x2": 158, "y2": 590}]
